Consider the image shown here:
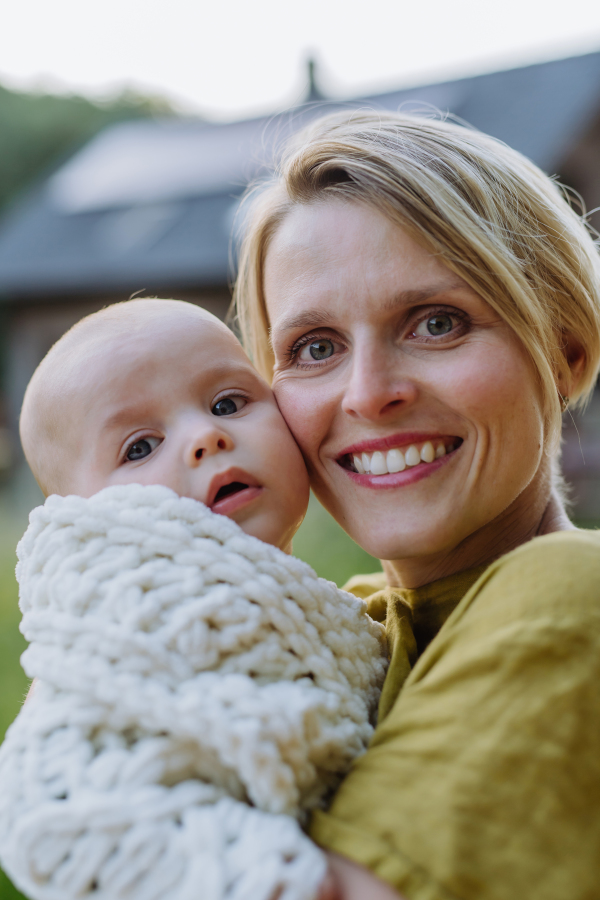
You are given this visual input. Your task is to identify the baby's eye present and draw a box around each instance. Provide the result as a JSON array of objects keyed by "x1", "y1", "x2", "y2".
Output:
[
  {"x1": 212, "y1": 396, "x2": 246, "y2": 416},
  {"x1": 125, "y1": 436, "x2": 161, "y2": 461},
  {"x1": 298, "y1": 338, "x2": 335, "y2": 362},
  {"x1": 413, "y1": 313, "x2": 456, "y2": 338}
]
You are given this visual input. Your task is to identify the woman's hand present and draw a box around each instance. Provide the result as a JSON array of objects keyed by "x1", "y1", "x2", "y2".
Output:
[{"x1": 318, "y1": 851, "x2": 404, "y2": 900}]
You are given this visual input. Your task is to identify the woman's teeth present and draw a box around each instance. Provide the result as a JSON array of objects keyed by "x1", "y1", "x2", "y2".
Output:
[{"x1": 353, "y1": 440, "x2": 452, "y2": 475}]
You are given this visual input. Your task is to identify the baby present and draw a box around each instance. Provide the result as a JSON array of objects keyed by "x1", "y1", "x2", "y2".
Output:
[{"x1": 0, "y1": 299, "x2": 386, "y2": 900}]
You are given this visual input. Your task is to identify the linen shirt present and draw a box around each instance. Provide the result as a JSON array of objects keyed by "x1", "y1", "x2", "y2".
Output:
[{"x1": 309, "y1": 530, "x2": 600, "y2": 900}]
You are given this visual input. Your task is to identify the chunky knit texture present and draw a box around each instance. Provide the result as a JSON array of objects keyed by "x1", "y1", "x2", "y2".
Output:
[{"x1": 0, "y1": 485, "x2": 386, "y2": 900}]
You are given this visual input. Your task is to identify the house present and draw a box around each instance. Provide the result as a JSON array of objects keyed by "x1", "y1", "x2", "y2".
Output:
[{"x1": 1, "y1": 50, "x2": 600, "y2": 514}]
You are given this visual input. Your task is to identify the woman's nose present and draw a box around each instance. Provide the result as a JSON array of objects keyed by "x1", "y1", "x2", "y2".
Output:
[
  {"x1": 185, "y1": 422, "x2": 234, "y2": 467},
  {"x1": 341, "y1": 350, "x2": 418, "y2": 421}
]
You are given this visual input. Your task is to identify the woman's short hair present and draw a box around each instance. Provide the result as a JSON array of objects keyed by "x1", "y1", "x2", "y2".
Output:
[{"x1": 232, "y1": 110, "x2": 600, "y2": 449}]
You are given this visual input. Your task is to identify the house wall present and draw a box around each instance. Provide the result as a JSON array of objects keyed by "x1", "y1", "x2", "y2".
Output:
[
  {"x1": 562, "y1": 392, "x2": 600, "y2": 522},
  {"x1": 559, "y1": 111, "x2": 600, "y2": 235},
  {"x1": 556, "y1": 113, "x2": 600, "y2": 521}
]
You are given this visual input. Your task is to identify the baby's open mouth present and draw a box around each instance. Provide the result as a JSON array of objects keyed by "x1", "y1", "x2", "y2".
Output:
[
  {"x1": 207, "y1": 469, "x2": 263, "y2": 513},
  {"x1": 340, "y1": 437, "x2": 463, "y2": 475},
  {"x1": 213, "y1": 481, "x2": 249, "y2": 503}
]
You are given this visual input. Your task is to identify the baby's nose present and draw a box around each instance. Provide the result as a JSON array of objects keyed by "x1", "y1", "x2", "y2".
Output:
[
  {"x1": 186, "y1": 430, "x2": 232, "y2": 467},
  {"x1": 193, "y1": 437, "x2": 227, "y2": 460}
]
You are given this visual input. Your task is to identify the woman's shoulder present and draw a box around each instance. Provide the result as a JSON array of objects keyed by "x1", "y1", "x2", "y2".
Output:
[
  {"x1": 510, "y1": 525, "x2": 600, "y2": 558},
  {"x1": 488, "y1": 527, "x2": 600, "y2": 594},
  {"x1": 459, "y1": 528, "x2": 600, "y2": 629},
  {"x1": 406, "y1": 528, "x2": 600, "y2": 716}
]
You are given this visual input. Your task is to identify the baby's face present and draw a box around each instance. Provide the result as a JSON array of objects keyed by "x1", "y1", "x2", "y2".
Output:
[{"x1": 61, "y1": 313, "x2": 310, "y2": 551}]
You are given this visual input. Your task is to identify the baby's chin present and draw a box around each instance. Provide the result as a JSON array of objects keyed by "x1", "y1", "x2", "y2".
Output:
[
  {"x1": 230, "y1": 518, "x2": 295, "y2": 552},
  {"x1": 224, "y1": 505, "x2": 300, "y2": 553}
]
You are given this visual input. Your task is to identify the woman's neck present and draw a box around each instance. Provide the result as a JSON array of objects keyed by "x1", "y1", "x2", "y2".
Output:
[{"x1": 382, "y1": 475, "x2": 576, "y2": 591}]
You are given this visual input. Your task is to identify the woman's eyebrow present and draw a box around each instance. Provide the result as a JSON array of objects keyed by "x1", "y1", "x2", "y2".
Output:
[
  {"x1": 382, "y1": 284, "x2": 466, "y2": 311},
  {"x1": 273, "y1": 284, "x2": 467, "y2": 333},
  {"x1": 272, "y1": 310, "x2": 335, "y2": 333}
]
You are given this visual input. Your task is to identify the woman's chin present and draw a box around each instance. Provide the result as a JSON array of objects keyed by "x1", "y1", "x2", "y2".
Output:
[{"x1": 349, "y1": 518, "x2": 468, "y2": 565}]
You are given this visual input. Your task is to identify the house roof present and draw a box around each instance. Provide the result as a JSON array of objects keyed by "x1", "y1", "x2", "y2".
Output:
[{"x1": 1, "y1": 49, "x2": 600, "y2": 300}]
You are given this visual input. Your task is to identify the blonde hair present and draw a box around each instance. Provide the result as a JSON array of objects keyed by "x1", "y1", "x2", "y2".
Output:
[{"x1": 232, "y1": 110, "x2": 600, "y2": 450}]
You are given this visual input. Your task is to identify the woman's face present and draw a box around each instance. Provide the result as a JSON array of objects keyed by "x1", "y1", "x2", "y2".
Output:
[{"x1": 264, "y1": 200, "x2": 547, "y2": 565}]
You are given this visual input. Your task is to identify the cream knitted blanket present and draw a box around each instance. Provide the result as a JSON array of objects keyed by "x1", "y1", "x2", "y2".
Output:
[{"x1": 0, "y1": 484, "x2": 386, "y2": 900}]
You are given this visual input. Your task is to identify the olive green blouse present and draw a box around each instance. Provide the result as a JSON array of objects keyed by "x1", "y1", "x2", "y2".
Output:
[{"x1": 309, "y1": 530, "x2": 600, "y2": 900}]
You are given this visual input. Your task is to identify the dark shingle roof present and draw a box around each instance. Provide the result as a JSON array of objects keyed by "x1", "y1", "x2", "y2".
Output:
[
  {"x1": 1, "y1": 49, "x2": 600, "y2": 300},
  {"x1": 365, "y1": 50, "x2": 600, "y2": 170}
]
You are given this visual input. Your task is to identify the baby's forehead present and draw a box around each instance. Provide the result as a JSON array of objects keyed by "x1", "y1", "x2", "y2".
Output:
[
  {"x1": 80, "y1": 309, "x2": 244, "y2": 366},
  {"x1": 72, "y1": 312, "x2": 262, "y2": 401}
]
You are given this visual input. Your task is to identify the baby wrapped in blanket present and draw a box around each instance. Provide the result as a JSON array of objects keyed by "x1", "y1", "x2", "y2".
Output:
[{"x1": 0, "y1": 300, "x2": 387, "y2": 900}]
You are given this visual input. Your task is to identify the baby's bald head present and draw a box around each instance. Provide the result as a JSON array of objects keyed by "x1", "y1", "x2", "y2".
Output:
[{"x1": 20, "y1": 299, "x2": 242, "y2": 496}]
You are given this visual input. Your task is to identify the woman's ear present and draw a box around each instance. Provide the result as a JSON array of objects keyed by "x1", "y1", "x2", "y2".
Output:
[{"x1": 559, "y1": 335, "x2": 586, "y2": 398}]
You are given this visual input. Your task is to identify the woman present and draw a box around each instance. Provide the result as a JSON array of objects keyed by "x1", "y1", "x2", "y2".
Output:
[{"x1": 233, "y1": 111, "x2": 600, "y2": 900}]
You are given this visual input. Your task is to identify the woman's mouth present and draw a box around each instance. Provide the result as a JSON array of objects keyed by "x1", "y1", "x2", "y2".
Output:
[{"x1": 337, "y1": 436, "x2": 463, "y2": 485}]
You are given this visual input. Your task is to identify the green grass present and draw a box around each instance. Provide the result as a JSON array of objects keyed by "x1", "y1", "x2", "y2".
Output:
[
  {"x1": 0, "y1": 869, "x2": 24, "y2": 900},
  {"x1": 0, "y1": 492, "x2": 379, "y2": 898},
  {"x1": 0, "y1": 553, "x2": 28, "y2": 743},
  {"x1": 0, "y1": 528, "x2": 28, "y2": 900}
]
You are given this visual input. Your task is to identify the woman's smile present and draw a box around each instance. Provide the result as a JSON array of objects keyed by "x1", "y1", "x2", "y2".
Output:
[{"x1": 337, "y1": 433, "x2": 462, "y2": 477}]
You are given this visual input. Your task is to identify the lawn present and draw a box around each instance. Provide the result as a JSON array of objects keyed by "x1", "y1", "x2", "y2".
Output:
[
  {"x1": 0, "y1": 519, "x2": 29, "y2": 900},
  {"x1": 0, "y1": 491, "x2": 379, "y2": 899}
]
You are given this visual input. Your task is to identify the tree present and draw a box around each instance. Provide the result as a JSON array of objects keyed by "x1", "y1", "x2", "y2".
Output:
[{"x1": 0, "y1": 83, "x2": 174, "y2": 213}]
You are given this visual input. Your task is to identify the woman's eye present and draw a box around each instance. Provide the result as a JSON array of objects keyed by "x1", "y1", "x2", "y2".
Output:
[
  {"x1": 125, "y1": 436, "x2": 160, "y2": 461},
  {"x1": 414, "y1": 313, "x2": 456, "y2": 338},
  {"x1": 212, "y1": 396, "x2": 246, "y2": 416},
  {"x1": 299, "y1": 338, "x2": 335, "y2": 362}
]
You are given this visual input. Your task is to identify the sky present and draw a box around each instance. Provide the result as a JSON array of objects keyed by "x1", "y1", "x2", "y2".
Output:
[{"x1": 1, "y1": 0, "x2": 600, "y2": 120}]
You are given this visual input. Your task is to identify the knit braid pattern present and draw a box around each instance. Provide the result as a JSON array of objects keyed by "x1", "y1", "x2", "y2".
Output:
[{"x1": 0, "y1": 484, "x2": 387, "y2": 900}]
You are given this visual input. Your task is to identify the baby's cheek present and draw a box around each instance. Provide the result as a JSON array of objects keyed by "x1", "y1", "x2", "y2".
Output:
[{"x1": 109, "y1": 463, "x2": 170, "y2": 491}]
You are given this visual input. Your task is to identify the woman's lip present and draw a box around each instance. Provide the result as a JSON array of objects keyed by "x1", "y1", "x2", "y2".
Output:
[
  {"x1": 336, "y1": 432, "x2": 460, "y2": 458},
  {"x1": 341, "y1": 446, "x2": 457, "y2": 488},
  {"x1": 206, "y1": 467, "x2": 261, "y2": 508},
  {"x1": 211, "y1": 485, "x2": 263, "y2": 517}
]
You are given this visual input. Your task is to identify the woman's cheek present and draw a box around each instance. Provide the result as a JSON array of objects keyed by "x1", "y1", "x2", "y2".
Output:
[
  {"x1": 441, "y1": 336, "x2": 538, "y2": 420},
  {"x1": 272, "y1": 377, "x2": 332, "y2": 463},
  {"x1": 444, "y1": 342, "x2": 544, "y2": 488}
]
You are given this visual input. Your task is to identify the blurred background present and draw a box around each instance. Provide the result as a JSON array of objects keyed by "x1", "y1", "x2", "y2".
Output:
[{"x1": 2, "y1": 0, "x2": 600, "y2": 894}]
